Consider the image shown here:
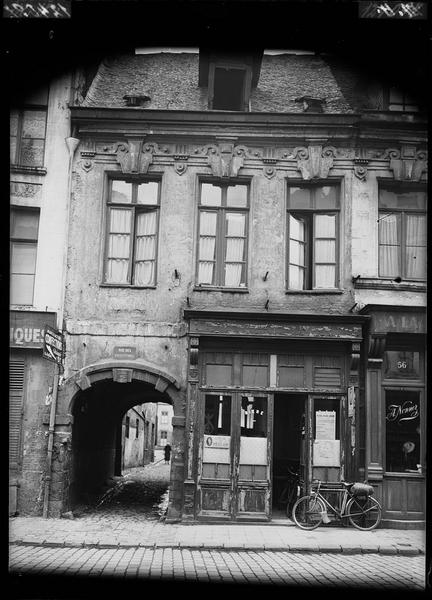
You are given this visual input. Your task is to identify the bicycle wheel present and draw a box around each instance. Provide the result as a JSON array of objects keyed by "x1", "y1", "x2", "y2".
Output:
[
  {"x1": 292, "y1": 495, "x2": 325, "y2": 530},
  {"x1": 347, "y1": 495, "x2": 381, "y2": 530}
]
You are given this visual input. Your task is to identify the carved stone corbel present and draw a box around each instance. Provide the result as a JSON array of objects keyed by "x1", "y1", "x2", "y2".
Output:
[
  {"x1": 386, "y1": 146, "x2": 427, "y2": 181},
  {"x1": 206, "y1": 143, "x2": 245, "y2": 178},
  {"x1": 295, "y1": 144, "x2": 336, "y2": 180},
  {"x1": 353, "y1": 148, "x2": 370, "y2": 181},
  {"x1": 367, "y1": 333, "x2": 386, "y2": 369},
  {"x1": 262, "y1": 148, "x2": 278, "y2": 179},
  {"x1": 115, "y1": 139, "x2": 156, "y2": 174},
  {"x1": 173, "y1": 143, "x2": 189, "y2": 176},
  {"x1": 189, "y1": 336, "x2": 199, "y2": 381}
]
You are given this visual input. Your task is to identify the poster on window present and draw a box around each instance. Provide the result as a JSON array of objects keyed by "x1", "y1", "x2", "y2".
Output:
[
  {"x1": 313, "y1": 440, "x2": 340, "y2": 466},
  {"x1": 315, "y1": 410, "x2": 336, "y2": 440}
]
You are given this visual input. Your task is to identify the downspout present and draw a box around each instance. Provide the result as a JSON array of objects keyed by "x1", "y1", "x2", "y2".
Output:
[{"x1": 43, "y1": 132, "x2": 79, "y2": 518}]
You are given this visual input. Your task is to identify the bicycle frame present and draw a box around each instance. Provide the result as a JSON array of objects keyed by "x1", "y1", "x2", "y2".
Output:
[{"x1": 310, "y1": 484, "x2": 350, "y2": 520}]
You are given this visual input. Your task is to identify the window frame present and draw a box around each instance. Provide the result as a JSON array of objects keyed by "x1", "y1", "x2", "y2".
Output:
[
  {"x1": 10, "y1": 206, "x2": 40, "y2": 306},
  {"x1": 208, "y1": 61, "x2": 252, "y2": 112},
  {"x1": 196, "y1": 179, "x2": 250, "y2": 290},
  {"x1": 378, "y1": 185, "x2": 426, "y2": 281},
  {"x1": 286, "y1": 183, "x2": 340, "y2": 291},
  {"x1": 102, "y1": 176, "x2": 161, "y2": 288},
  {"x1": 10, "y1": 106, "x2": 48, "y2": 168},
  {"x1": 386, "y1": 86, "x2": 419, "y2": 112}
]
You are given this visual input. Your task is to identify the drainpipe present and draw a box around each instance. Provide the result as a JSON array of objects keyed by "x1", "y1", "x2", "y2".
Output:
[{"x1": 43, "y1": 133, "x2": 79, "y2": 518}]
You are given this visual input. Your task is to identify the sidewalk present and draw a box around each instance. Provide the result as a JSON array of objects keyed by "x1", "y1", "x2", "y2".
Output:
[{"x1": 9, "y1": 515, "x2": 425, "y2": 556}]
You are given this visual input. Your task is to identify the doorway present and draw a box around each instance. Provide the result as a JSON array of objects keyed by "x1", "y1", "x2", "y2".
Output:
[{"x1": 272, "y1": 394, "x2": 305, "y2": 518}]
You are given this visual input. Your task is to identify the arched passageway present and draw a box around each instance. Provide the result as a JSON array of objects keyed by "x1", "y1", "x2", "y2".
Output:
[
  {"x1": 56, "y1": 360, "x2": 184, "y2": 520},
  {"x1": 70, "y1": 380, "x2": 173, "y2": 510}
]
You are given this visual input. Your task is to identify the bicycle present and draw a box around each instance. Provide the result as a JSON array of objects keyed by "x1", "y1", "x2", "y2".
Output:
[
  {"x1": 291, "y1": 479, "x2": 382, "y2": 531},
  {"x1": 277, "y1": 467, "x2": 300, "y2": 516}
]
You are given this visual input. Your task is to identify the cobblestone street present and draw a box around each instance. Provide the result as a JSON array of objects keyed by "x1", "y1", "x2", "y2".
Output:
[{"x1": 9, "y1": 545, "x2": 425, "y2": 591}]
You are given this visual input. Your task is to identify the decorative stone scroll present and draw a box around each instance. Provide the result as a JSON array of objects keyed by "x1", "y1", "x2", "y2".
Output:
[
  {"x1": 295, "y1": 145, "x2": 336, "y2": 180},
  {"x1": 367, "y1": 333, "x2": 386, "y2": 369},
  {"x1": 205, "y1": 142, "x2": 246, "y2": 178},
  {"x1": 385, "y1": 146, "x2": 427, "y2": 181},
  {"x1": 115, "y1": 139, "x2": 157, "y2": 174}
]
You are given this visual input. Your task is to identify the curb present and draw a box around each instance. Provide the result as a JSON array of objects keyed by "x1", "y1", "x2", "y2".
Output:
[{"x1": 9, "y1": 540, "x2": 424, "y2": 555}]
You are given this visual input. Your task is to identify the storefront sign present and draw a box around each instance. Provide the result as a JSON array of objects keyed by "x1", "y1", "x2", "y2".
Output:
[
  {"x1": 386, "y1": 401, "x2": 419, "y2": 422},
  {"x1": 43, "y1": 325, "x2": 63, "y2": 364},
  {"x1": 313, "y1": 440, "x2": 341, "y2": 467},
  {"x1": 373, "y1": 311, "x2": 426, "y2": 334},
  {"x1": 315, "y1": 411, "x2": 336, "y2": 440},
  {"x1": 10, "y1": 311, "x2": 56, "y2": 349},
  {"x1": 204, "y1": 435, "x2": 230, "y2": 449},
  {"x1": 113, "y1": 346, "x2": 137, "y2": 360}
]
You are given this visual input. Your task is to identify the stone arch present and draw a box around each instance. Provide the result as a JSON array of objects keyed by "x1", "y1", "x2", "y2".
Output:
[
  {"x1": 65, "y1": 358, "x2": 183, "y2": 415},
  {"x1": 53, "y1": 359, "x2": 185, "y2": 520}
]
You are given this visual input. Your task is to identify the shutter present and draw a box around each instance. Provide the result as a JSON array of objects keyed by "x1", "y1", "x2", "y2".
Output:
[
  {"x1": 314, "y1": 367, "x2": 341, "y2": 388},
  {"x1": 9, "y1": 357, "x2": 25, "y2": 466}
]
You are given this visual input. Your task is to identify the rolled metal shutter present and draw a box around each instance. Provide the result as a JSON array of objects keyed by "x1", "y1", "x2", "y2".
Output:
[{"x1": 9, "y1": 356, "x2": 25, "y2": 467}]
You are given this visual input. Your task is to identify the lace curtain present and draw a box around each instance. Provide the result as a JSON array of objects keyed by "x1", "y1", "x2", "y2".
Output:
[
  {"x1": 224, "y1": 213, "x2": 245, "y2": 287},
  {"x1": 134, "y1": 211, "x2": 157, "y2": 285}
]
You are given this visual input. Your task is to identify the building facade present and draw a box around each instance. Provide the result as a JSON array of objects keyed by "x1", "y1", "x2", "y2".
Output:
[
  {"x1": 14, "y1": 49, "x2": 426, "y2": 527},
  {"x1": 9, "y1": 74, "x2": 79, "y2": 516}
]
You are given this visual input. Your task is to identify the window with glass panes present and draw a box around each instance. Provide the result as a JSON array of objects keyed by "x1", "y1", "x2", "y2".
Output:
[
  {"x1": 378, "y1": 187, "x2": 426, "y2": 280},
  {"x1": 104, "y1": 179, "x2": 160, "y2": 286},
  {"x1": 387, "y1": 87, "x2": 419, "y2": 112},
  {"x1": 10, "y1": 208, "x2": 40, "y2": 305},
  {"x1": 197, "y1": 182, "x2": 249, "y2": 288},
  {"x1": 287, "y1": 185, "x2": 339, "y2": 290}
]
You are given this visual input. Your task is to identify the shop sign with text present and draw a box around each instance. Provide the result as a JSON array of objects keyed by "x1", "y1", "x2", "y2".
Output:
[{"x1": 10, "y1": 311, "x2": 56, "y2": 349}]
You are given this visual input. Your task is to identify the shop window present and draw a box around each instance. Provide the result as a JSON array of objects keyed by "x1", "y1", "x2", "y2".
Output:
[
  {"x1": 239, "y1": 396, "x2": 268, "y2": 480},
  {"x1": 385, "y1": 390, "x2": 421, "y2": 473},
  {"x1": 287, "y1": 185, "x2": 339, "y2": 290},
  {"x1": 378, "y1": 187, "x2": 426, "y2": 280},
  {"x1": 278, "y1": 355, "x2": 305, "y2": 387},
  {"x1": 208, "y1": 63, "x2": 252, "y2": 111},
  {"x1": 103, "y1": 179, "x2": 160, "y2": 286},
  {"x1": 313, "y1": 398, "x2": 341, "y2": 468},
  {"x1": 10, "y1": 208, "x2": 40, "y2": 306},
  {"x1": 204, "y1": 395, "x2": 231, "y2": 436},
  {"x1": 197, "y1": 182, "x2": 249, "y2": 289},
  {"x1": 202, "y1": 395, "x2": 232, "y2": 480},
  {"x1": 384, "y1": 350, "x2": 421, "y2": 379}
]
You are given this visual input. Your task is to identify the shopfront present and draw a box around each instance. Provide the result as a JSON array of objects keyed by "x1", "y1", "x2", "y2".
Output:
[
  {"x1": 361, "y1": 305, "x2": 426, "y2": 528},
  {"x1": 182, "y1": 310, "x2": 368, "y2": 522},
  {"x1": 9, "y1": 310, "x2": 57, "y2": 514}
]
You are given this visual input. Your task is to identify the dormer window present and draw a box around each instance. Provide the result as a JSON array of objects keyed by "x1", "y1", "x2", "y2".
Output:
[
  {"x1": 210, "y1": 64, "x2": 251, "y2": 111},
  {"x1": 387, "y1": 86, "x2": 419, "y2": 112},
  {"x1": 199, "y1": 49, "x2": 263, "y2": 112}
]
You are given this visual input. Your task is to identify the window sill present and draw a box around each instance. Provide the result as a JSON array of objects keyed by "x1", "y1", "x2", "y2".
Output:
[
  {"x1": 285, "y1": 289, "x2": 344, "y2": 295},
  {"x1": 354, "y1": 278, "x2": 426, "y2": 292},
  {"x1": 99, "y1": 283, "x2": 156, "y2": 290},
  {"x1": 194, "y1": 285, "x2": 249, "y2": 293},
  {"x1": 384, "y1": 471, "x2": 424, "y2": 478},
  {"x1": 10, "y1": 164, "x2": 47, "y2": 176}
]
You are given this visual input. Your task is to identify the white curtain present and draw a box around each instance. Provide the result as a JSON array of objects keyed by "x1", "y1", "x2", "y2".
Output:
[
  {"x1": 106, "y1": 208, "x2": 132, "y2": 283},
  {"x1": 134, "y1": 211, "x2": 157, "y2": 286},
  {"x1": 315, "y1": 239, "x2": 335, "y2": 262},
  {"x1": 289, "y1": 265, "x2": 304, "y2": 290},
  {"x1": 198, "y1": 262, "x2": 214, "y2": 284},
  {"x1": 225, "y1": 264, "x2": 243, "y2": 287},
  {"x1": 199, "y1": 237, "x2": 216, "y2": 261},
  {"x1": 406, "y1": 214, "x2": 426, "y2": 279},
  {"x1": 226, "y1": 213, "x2": 245, "y2": 236},
  {"x1": 315, "y1": 265, "x2": 336, "y2": 288},
  {"x1": 315, "y1": 214, "x2": 335, "y2": 237},
  {"x1": 224, "y1": 213, "x2": 245, "y2": 287},
  {"x1": 379, "y1": 213, "x2": 399, "y2": 276}
]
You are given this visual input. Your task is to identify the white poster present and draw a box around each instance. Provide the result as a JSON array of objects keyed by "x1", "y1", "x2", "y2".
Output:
[
  {"x1": 315, "y1": 410, "x2": 336, "y2": 440},
  {"x1": 313, "y1": 440, "x2": 340, "y2": 467}
]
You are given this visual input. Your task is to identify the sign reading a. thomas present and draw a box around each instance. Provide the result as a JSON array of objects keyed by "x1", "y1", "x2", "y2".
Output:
[
  {"x1": 10, "y1": 311, "x2": 56, "y2": 348},
  {"x1": 43, "y1": 326, "x2": 64, "y2": 364}
]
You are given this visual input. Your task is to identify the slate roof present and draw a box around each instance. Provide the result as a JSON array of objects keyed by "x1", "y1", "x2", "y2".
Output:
[{"x1": 81, "y1": 52, "x2": 354, "y2": 113}]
